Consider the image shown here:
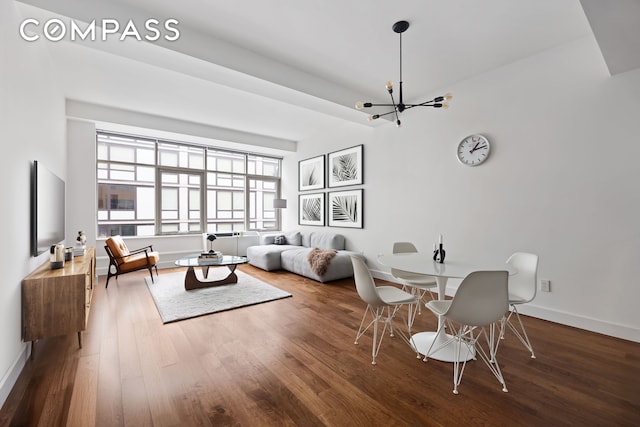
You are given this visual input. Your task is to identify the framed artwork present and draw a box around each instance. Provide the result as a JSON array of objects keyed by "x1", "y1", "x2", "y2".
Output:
[
  {"x1": 328, "y1": 189, "x2": 363, "y2": 228},
  {"x1": 299, "y1": 193, "x2": 325, "y2": 226},
  {"x1": 298, "y1": 155, "x2": 325, "y2": 191},
  {"x1": 328, "y1": 144, "x2": 363, "y2": 188}
]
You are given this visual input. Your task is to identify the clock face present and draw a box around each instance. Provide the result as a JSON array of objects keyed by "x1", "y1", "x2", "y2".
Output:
[{"x1": 457, "y1": 134, "x2": 490, "y2": 166}]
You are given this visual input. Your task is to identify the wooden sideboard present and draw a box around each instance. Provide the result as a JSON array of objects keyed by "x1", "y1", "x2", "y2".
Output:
[{"x1": 22, "y1": 246, "x2": 96, "y2": 359}]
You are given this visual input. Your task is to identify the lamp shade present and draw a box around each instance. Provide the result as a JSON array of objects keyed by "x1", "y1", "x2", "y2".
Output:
[{"x1": 273, "y1": 199, "x2": 287, "y2": 209}]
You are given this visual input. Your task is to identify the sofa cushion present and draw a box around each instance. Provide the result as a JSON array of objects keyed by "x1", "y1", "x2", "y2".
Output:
[
  {"x1": 247, "y1": 244, "x2": 299, "y2": 271},
  {"x1": 260, "y1": 234, "x2": 277, "y2": 245},
  {"x1": 301, "y1": 231, "x2": 312, "y2": 248},
  {"x1": 309, "y1": 232, "x2": 345, "y2": 250},
  {"x1": 280, "y1": 247, "x2": 361, "y2": 282},
  {"x1": 260, "y1": 231, "x2": 301, "y2": 246}
]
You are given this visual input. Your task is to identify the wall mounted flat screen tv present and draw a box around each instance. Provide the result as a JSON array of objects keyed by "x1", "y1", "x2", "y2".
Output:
[{"x1": 31, "y1": 161, "x2": 65, "y2": 256}]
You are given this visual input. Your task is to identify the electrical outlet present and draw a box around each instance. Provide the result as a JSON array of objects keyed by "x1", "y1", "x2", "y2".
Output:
[{"x1": 540, "y1": 279, "x2": 551, "y2": 292}]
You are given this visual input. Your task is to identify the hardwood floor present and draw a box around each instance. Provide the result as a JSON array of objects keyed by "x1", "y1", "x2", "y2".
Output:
[{"x1": 1, "y1": 265, "x2": 639, "y2": 426}]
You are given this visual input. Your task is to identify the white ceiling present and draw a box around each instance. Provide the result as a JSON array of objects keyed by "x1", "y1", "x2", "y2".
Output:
[
  {"x1": 14, "y1": 0, "x2": 640, "y2": 143},
  {"x1": 108, "y1": 0, "x2": 592, "y2": 97}
]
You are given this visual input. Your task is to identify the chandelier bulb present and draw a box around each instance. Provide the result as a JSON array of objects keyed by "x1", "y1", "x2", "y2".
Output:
[
  {"x1": 355, "y1": 101, "x2": 364, "y2": 110},
  {"x1": 386, "y1": 81, "x2": 393, "y2": 90},
  {"x1": 444, "y1": 93, "x2": 453, "y2": 101},
  {"x1": 442, "y1": 103, "x2": 450, "y2": 109},
  {"x1": 396, "y1": 120, "x2": 402, "y2": 127}
]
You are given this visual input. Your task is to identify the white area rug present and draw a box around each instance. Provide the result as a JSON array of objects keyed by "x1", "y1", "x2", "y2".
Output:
[{"x1": 145, "y1": 270, "x2": 292, "y2": 323}]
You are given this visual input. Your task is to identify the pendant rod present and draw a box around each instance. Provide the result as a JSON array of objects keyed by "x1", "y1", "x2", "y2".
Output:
[{"x1": 399, "y1": 31, "x2": 403, "y2": 106}]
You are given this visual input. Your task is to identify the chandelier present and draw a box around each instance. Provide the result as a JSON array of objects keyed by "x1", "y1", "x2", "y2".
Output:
[{"x1": 355, "y1": 20, "x2": 452, "y2": 127}]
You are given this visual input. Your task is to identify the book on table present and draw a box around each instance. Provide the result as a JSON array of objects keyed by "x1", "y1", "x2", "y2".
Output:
[{"x1": 198, "y1": 251, "x2": 223, "y2": 264}]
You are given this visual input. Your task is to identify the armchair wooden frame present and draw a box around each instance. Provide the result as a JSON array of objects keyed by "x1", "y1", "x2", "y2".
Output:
[{"x1": 104, "y1": 240, "x2": 159, "y2": 288}]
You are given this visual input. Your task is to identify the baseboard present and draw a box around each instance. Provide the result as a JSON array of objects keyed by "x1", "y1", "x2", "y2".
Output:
[
  {"x1": 515, "y1": 304, "x2": 640, "y2": 343},
  {"x1": 370, "y1": 269, "x2": 639, "y2": 344},
  {"x1": 0, "y1": 344, "x2": 30, "y2": 409}
]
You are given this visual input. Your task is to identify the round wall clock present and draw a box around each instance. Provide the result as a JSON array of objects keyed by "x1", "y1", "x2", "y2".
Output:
[{"x1": 457, "y1": 134, "x2": 491, "y2": 166}]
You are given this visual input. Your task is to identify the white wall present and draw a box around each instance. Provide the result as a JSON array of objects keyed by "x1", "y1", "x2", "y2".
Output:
[
  {"x1": 288, "y1": 36, "x2": 640, "y2": 342},
  {"x1": 66, "y1": 119, "x2": 97, "y2": 246},
  {"x1": 0, "y1": 0, "x2": 66, "y2": 406}
]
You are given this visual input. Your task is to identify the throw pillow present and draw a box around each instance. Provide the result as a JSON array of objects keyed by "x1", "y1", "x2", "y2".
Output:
[{"x1": 274, "y1": 235, "x2": 287, "y2": 245}]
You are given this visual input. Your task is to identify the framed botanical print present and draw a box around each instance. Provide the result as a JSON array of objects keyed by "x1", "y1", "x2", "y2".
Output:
[
  {"x1": 299, "y1": 193, "x2": 325, "y2": 226},
  {"x1": 298, "y1": 155, "x2": 325, "y2": 191},
  {"x1": 328, "y1": 145, "x2": 363, "y2": 188},
  {"x1": 328, "y1": 189, "x2": 363, "y2": 228}
]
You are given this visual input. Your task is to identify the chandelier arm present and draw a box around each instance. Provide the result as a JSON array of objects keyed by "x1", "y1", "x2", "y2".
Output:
[
  {"x1": 403, "y1": 104, "x2": 443, "y2": 112},
  {"x1": 388, "y1": 90, "x2": 401, "y2": 125},
  {"x1": 404, "y1": 102, "x2": 434, "y2": 109},
  {"x1": 373, "y1": 110, "x2": 400, "y2": 119},
  {"x1": 364, "y1": 103, "x2": 400, "y2": 107},
  {"x1": 404, "y1": 99, "x2": 441, "y2": 108}
]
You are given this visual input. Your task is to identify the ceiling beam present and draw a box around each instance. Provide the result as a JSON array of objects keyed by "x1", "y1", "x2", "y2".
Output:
[{"x1": 580, "y1": 0, "x2": 640, "y2": 76}]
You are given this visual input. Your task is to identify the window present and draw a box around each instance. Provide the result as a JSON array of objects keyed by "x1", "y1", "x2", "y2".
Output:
[
  {"x1": 159, "y1": 170, "x2": 203, "y2": 234},
  {"x1": 249, "y1": 178, "x2": 279, "y2": 230},
  {"x1": 97, "y1": 131, "x2": 282, "y2": 237}
]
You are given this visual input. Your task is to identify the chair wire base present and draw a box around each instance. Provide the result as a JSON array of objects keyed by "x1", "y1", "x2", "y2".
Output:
[
  {"x1": 496, "y1": 304, "x2": 536, "y2": 359},
  {"x1": 401, "y1": 285, "x2": 436, "y2": 317},
  {"x1": 424, "y1": 320, "x2": 508, "y2": 395},
  {"x1": 354, "y1": 304, "x2": 418, "y2": 364}
]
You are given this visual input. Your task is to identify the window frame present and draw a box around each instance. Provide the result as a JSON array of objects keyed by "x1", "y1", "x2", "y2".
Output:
[{"x1": 96, "y1": 130, "x2": 282, "y2": 237}]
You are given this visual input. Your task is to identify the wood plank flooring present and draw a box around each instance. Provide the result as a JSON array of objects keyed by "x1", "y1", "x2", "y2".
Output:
[{"x1": 1, "y1": 265, "x2": 639, "y2": 426}]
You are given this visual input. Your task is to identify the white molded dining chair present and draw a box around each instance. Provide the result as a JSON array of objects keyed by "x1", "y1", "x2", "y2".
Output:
[
  {"x1": 498, "y1": 252, "x2": 539, "y2": 358},
  {"x1": 351, "y1": 256, "x2": 418, "y2": 365},
  {"x1": 391, "y1": 242, "x2": 437, "y2": 315},
  {"x1": 425, "y1": 270, "x2": 509, "y2": 394}
]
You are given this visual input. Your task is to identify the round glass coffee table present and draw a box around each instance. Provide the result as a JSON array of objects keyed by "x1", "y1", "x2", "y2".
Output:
[{"x1": 175, "y1": 254, "x2": 248, "y2": 290}]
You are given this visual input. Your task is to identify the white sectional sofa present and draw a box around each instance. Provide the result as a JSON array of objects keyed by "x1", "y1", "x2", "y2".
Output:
[{"x1": 246, "y1": 230, "x2": 362, "y2": 282}]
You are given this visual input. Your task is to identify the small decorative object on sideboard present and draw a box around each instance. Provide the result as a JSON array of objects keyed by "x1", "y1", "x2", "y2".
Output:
[
  {"x1": 73, "y1": 246, "x2": 86, "y2": 257},
  {"x1": 433, "y1": 234, "x2": 446, "y2": 264},
  {"x1": 74, "y1": 230, "x2": 87, "y2": 256},
  {"x1": 50, "y1": 244, "x2": 65, "y2": 269},
  {"x1": 76, "y1": 230, "x2": 87, "y2": 246}
]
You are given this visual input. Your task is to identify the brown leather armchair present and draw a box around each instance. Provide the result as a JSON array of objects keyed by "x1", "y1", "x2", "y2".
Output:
[{"x1": 104, "y1": 235, "x2": 159, "y2": 288}]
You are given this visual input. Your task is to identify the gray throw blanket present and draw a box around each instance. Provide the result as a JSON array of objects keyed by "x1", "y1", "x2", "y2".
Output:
[{"x1": 307, "y1": 248, "x2": 337, "y2": 276}]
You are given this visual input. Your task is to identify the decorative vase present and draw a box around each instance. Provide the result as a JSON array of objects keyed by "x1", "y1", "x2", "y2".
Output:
[{"x1": 433, "y1": 243, "x2": 446, "y2": 263}]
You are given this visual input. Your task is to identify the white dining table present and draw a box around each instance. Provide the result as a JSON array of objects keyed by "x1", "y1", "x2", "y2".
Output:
[{"x1": 377, "y1": 253, "x2": 515, "y2": 363}]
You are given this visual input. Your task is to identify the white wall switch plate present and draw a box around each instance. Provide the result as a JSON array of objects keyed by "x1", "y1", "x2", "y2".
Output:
[{"x1": 541, "y1": 279, "x2": 551, "y2": 292}]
